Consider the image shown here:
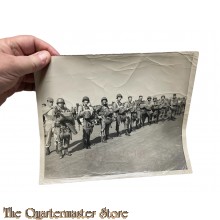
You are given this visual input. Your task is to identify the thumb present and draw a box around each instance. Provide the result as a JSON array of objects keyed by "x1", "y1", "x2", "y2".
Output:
[{"x1": 12, "y1": 50, "x2": 51, "y2": 76}]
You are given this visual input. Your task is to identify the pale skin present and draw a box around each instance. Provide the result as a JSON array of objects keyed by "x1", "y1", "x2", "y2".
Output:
[{"x1": 0, "y1": 35, "x2": 59, "y2": 106}]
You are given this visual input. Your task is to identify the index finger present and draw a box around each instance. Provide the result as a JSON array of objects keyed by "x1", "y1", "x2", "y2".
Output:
[{"x1": 6, "y1": 35, "x2": 60, "y2": 56}]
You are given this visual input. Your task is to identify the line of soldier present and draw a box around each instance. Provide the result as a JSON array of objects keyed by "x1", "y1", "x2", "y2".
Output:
[{"x1": 42, "y1": 93, "x2": 186, "y2": 159}]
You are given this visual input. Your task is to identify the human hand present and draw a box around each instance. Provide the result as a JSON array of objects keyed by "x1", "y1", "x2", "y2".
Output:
[{"x1": 0, "y1": 35, "x2": 59, "y2": 106}]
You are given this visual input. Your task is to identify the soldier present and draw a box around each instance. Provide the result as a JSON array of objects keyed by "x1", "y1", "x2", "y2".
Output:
[
  {"x1": 97, "y1": 97, "x2": 113, "y2": 142},
  {"x1": 169, "y1": 93, "x2": 178, "y2": 120},
  {"x1": 159, "y1": 95, "x2": 169, "y2": 121},
  {"x1": 78, "y1": 96, "x2": 94, "y2": 149},
  {"x1": 42, "y1": 97, "x2": 55, "y2": 156},
  {"x1": 113, "y1": 93, "x2": 129, "y2": 136},
  {"x1": 145, "y1": 96, "x2": 153, "y2": 125},
  {"x1": 124, "y1": 96, "x2": 136, "y2": 133},
  {"x1": 135, "y1": 95, "x2": 144, "y2": 128},
  {"x1": 177, "y1": 97, "x2": 182, "y2": 115},
  {"x1": 181, "y1": 97, "x2": 186, "y2": 114},
  {"x1": 53, "y1": 98, "x2": 75, "y2": 159},
  {"x1": 152, "y1": 96, "x2": 160, "y2": 123}
]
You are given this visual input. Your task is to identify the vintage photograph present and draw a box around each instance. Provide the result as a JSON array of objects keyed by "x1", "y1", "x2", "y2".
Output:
[{"x1": 35, "y1": 52, "x2": 198, "y2": 183}]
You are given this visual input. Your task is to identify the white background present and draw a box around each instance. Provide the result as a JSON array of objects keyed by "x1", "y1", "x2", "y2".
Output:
[{"x1": 0, "y1": 1, "x2": 219, "y2": 219}]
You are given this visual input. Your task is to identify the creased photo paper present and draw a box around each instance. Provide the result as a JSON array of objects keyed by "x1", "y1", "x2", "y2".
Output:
[{"x1": 34, "y1": 52, "x2": 198, "y2": 184}]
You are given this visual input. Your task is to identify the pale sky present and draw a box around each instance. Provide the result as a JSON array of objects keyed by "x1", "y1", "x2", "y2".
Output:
[{"x1": 35, "y1": 52, "x2": 198, "y2": 107}]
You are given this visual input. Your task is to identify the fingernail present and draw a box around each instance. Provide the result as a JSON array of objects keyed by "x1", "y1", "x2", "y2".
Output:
[{"x1": 37, "y1": 51, "x2": 49, "y2": 65}]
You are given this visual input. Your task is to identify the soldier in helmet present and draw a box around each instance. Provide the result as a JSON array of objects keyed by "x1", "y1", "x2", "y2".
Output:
[
  {"x1": 180, "y1": 97, "x2": 186, "y2": 114},
  {"x1": 42, "y1": 97, "x2": 55, "y2": 156},
  {"x1": 169, "y1": 93, "x2": 178, "y2": 120},
  {"x1": 159, "y1": 95, "x2": 169, "y2": 121},
  {"x1": 113, "y1": 93, "x2": 128, "y2": 136},
  {"x1": 97, "y1": 97, "x2": 113, "y2": 142},
  {"x1": 78, "y1": 96, "x2": 94, "y2": 149},
  {"x1": 135, "y1": 95, "x2": 144, "y2": 128},
  {"x1": 152, "y1": 96, "x2": 160, "y2": 123},
  {"x1": 124, "y1": 96, "x2": 136, "y2": 133},
  {"x1": 145, "y1": 96, "x2": 153, "y2": 125},
  {"x1": 53, "y1": 98, "x2": 76, "y2": 159}
]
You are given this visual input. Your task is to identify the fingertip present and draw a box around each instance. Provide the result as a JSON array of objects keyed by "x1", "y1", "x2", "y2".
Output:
[{"x1": 36, "y1": 50, "x2": 51, "y2": 66}]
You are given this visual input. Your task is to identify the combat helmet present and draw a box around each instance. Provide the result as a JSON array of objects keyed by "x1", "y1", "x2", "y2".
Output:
[
  {"x1": 101, "y1": 97, "x2": 108, "y2": 102},
  {"x1": 46, "y1": 97, "x2": 54, "y2": 102},
  {"x1": 56, "y1": 98, "x2": 65, "y2": 104},
  {"x1": 116, "y1": 93, "x2": 123, "y2": 99},
  {"x1": 82, "y1": 96, "x2": 90, "y2": 102}
]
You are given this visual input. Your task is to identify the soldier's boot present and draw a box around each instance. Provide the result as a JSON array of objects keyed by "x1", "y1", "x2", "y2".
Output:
[
  {"x1": 101, "y1": 135, "x2": 106, "y2": 143},
  {"x1": 86, "y1": 138, "x2": 91, "y2": 149},
  {"x1": 125, "y1": 129, "x2": 130, "y2": 136},
  {"x1": 116, "y1": 131, "x2": 121, "y2": 137},
  {"x1": 45, "y1": 147, "x2": 50, "y2": 156},
  {"x1": 64, "y1": 149, "x2": 72, "y2": 156},
  {"x1": 101, "y1": 131, "x2": 106, "y2": 143}
]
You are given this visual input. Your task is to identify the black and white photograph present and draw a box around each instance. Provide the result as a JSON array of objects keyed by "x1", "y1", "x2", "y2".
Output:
[{"x1": 35, "y1": 52, "x2": 198, "y2": 183}]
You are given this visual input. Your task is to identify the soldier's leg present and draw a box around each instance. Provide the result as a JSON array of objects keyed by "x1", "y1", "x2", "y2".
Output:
[
  {"x1": 87, "y1": 129, "x2": 92, "y2": 149},
  {"x1": 125, "y1": 117, "x2": 130, "y2": 136},
  {"x1": 105, "y1": 124, "x2": 110, "y2": 140},
  {"x1": 116, "y1": 115, "x2": 121, "y2": 136},
  {"x1": 54, "y1": 127, "x2": 63, "y2": 159},
  {"x1": 83, "y1": 129, "x2": 87, "y2": 148},
  {"x1": 45, "y1": 124, "x2": 53, "y2": 155},
  {"x1": 64, "y1": 137, "x2": 72, "y2": 156},
  {"x1": 53, "y1": 132, "x2": 59, "y2": 154},
  {"x1": 171, "y1": 107, "x2": 176, "y2": 120},
  {"x1": 137, "y1": 111, "x2": 141, "y2": 128},
  {"x1": 101, "y1": 120, "x2": 106, "y2": 142}
]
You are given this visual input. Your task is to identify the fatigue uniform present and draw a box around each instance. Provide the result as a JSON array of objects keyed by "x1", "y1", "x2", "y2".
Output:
[
  {"x1": 145, "y1": 100, "x2": 153, "y2": 124},
  {"x1": 53, "y1": 105, "x2": 74, "y2": 158},
  {"x1": 170, "y1": 97, "x2": 178, "y2": 119},
  {"x1": 152, "y1": 99, "x2": 160, "y2": 123},
  {"x1": 177, "y1": 98, "x2": 182, "y2": 115},
  {"x1": 98, "y1": 104, "x2": 113, "y2": 142},
  {"x1": 113, "y1": 100, "x2": 129, "y2": 136},
  {"x1": 124, "y1": 100, "x2": 136, "y2": 132},
  {"x1": 42, "y1": 105, "x2": 54, "y2": 153},
  {"x1": 78, "y1": 104, "x2": 94, "y2": 149},
  {"x1": 159, "y1": 98, "x2": 169, "y2": 120},
  {"x1": 181, "y1": 98, "x2": 186, "y2": 114},
  {"x1": 135, "y1": 99, "x2": 144, "y2": 127}
]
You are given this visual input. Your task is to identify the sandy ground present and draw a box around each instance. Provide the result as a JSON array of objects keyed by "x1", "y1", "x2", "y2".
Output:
[{"x1": 45, "y1": 115, "x2": 187, "y2": 179}]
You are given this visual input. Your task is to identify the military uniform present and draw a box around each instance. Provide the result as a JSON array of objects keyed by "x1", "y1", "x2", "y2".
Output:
[
  {"x1": 113, "y1": 94, "x2": 129, "y2": 136},
  {"x1": 159, "y1": 95, "x2": 169, "y2": 120},
  {"x1": 124, "y1": 97, "x2": 136, "y2": 132},
  {"x1": 145, "y1": 96, "x2": 153, "y2": 124},
  {"x1": 98, "y1": 97, "x2": 113, "y2": 142},
  {"x1": 180, "y1": 97, "x2": 186, "y2": 114},
  {"x1": 152, "y1": 97, "x2": 159, "y2": 123},
  {"x1": 53, "y1": 98, "x2": 74, "y2": 159},
  {"x1": 169, "y1": 94, "x2": 178, "y2": 120},
  {"x1": 135, "y1": 96, "x2": 144, "y2": 128},
  {"x1": 78, "y1": 96, "x2": 94, "y2": 149},
  {"x1": 42, "y1": 97, "x2": 55, "y2": 156}
]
